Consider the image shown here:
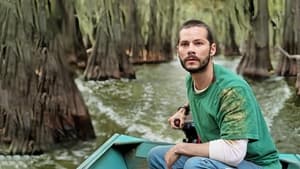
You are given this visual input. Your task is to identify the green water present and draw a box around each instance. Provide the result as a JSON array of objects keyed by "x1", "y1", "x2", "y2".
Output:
[{"x1": 0, "y1": 57, "x2": 299, "y2": 169}]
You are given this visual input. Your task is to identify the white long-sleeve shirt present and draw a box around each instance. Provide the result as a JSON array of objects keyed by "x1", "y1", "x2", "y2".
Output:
[{"x1": 209, "y1": 139, "x2": 248, "y2": 167}]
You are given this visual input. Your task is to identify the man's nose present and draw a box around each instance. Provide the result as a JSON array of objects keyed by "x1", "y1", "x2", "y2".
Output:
[
  {"x1": 187, "y1": 50, "x2": 196, "y2": 55},
  {"x1": 187, "y1": 44, "x2": 196, "y2": 55}
]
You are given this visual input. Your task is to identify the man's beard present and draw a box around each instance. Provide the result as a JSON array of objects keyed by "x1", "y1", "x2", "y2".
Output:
[{"x1": 180, "y1": 54, "x2": 211, "y2": 74}]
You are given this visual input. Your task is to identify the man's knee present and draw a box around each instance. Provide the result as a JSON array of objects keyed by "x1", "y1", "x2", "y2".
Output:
[
  {"x1": 147, "y1": 145, "x2": 170, "y2": 169},
  {"x1": 148, "y1": 146, "x2": 167, "y2": 160}
]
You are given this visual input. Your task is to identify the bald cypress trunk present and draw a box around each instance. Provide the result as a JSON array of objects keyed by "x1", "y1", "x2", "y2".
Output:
[
  {"x1": 275, "y1": 0, "x2": 300, "y2": 95},
  {"x1": 223, "y1": 19, "x2": 241, "y2": 57},
  {"x1": 297, "y1": 73, "x2": 300, "y2": 95},
  {"x1": 62, "y1": 5, "x2": 88, "y2": 71},
  {"x1": 237, "y1": 0, "x2": 273, "y2": 78},
  {"x1": 0, "y1": 0, "x2": 95, "y2": 155},
  {"x1": 83, "y1": 0, "x2": 136, "y2": 80},
  {"x1": 133, "y1": 0, "x2": 174, "y2": 64},
  {"x1": 276, "y1": 0, "x2": 300, "y2": 76}
]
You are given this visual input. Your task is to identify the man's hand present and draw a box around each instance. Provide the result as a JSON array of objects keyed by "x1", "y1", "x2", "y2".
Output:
[
  {"x1": 168, "y1": 108, "x2": 186, "y2": 128},
  {"x1": 164, "y1": 145, "x2": 180, "y2": 169}
]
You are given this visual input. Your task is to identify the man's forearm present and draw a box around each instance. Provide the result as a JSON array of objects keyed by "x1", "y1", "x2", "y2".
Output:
[{"x1": 173, "y1": 142, "x2": 210, "y2": 157}]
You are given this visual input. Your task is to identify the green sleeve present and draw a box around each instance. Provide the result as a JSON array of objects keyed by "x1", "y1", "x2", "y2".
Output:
[{"x1": 217, "y1": 86, "x2": 260, "y2": 141}]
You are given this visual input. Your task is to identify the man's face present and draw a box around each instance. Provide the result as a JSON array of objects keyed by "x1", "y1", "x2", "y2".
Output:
[{"x1": 177, "y1": 26, "x2": 216, "y2": 73}]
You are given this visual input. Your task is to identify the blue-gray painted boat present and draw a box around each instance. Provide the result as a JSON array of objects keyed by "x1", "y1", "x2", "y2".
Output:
[{"x1": 77, "y1": 133, "x2": 300, "y2": 169}]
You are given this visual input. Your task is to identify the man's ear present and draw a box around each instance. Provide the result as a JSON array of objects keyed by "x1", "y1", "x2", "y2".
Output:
[{"x1": 210, "y1": 43, "x2": 217, "y2": 55}]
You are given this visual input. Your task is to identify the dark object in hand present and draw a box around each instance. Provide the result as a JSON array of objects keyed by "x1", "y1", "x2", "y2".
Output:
[{"x1": 174, "y1": 118, "x2": 200, "y2": 143}]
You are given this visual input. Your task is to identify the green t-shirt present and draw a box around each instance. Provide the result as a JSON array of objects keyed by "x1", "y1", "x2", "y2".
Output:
[{"x1": 186, "y1": 64, "x2": 281, "y2": 169}]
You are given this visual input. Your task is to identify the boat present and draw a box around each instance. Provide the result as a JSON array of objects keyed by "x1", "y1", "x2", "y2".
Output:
[{"x1": 77, "y1": 133, "x2": 300, "y2": 169}]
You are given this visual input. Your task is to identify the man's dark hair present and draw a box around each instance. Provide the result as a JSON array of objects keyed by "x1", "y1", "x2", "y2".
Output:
[{"x1": 178, "y1": 19, "x2": 215, "y2": 44}]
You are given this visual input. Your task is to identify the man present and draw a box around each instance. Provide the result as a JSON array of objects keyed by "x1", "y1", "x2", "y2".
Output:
[{"x1": 147, "y1": 19, "x2": 281, "y2": 169}]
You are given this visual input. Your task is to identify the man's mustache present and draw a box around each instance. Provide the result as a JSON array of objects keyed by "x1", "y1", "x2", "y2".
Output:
[{"x1": 183, "y1": 55, "x2": 200, "y2": 63}]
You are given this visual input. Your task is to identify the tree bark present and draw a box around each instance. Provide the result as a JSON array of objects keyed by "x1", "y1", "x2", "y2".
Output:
[
  {"x1": 83, "y1": 0, "x2": 136, "y2": 80},
  {"x1": 57, "y1": 1, "x2": 88, "y2": 71},
  {"x1": 223, "y1": 18, "x2": 241, "y2": 57},
  {"x1": 161, "y1": 0, "x2": 175, "y2": 61},
  {"x1": 132, "y1": 0, "x2": 174, "y2": 64},
  {"x1": 297, "y1": 73, "x2": 300, "y2": 95},
  {"x1": 123, "y1": 0, "x2": 144, "y2": 64},
  {"x1": 237, "y1": 0, "x2": 273, "y2": 78},
  {"x1": 276, "y1": 0, "x2": 300, "y2": 76},
  {"x1": 277, "y1": 47, "x2": 300, "y2": 95},
  {"x1": 0, "y1": 0, "x2": 95, "y2": 155},
  {"x1": 275, "y1": 0, "x2": 300, "y2": 95}
]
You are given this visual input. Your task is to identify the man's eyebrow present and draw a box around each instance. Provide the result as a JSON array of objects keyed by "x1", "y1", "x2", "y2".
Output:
[
  {"x1": 179, "y1": 40, "x2": 189, "y2": 43},
  {"x1": 193, "y1": 38, "x2": 206, "y2": 41}
]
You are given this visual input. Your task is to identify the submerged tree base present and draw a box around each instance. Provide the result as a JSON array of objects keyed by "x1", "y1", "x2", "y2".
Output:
[
  {"x1": 297, "y1": 74, "x2": 300, "y2": 95},
  {"x1": 131, "y1": 50, "x2": 173, "y2": 64},
  {"x1": 0, "y1": 0, "x2": 95, "y2": 155},
  {"x1": 276, "y1": 47, "x2": 300, "y2": 95}
]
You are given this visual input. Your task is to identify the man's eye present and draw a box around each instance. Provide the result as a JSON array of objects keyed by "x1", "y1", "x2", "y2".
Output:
[
  {"x1": 181, "y1": 42, "x2": 189, "y2": 46},
  {"x1": 194, "y1": 42, "x2": 203, "y2": 45}
]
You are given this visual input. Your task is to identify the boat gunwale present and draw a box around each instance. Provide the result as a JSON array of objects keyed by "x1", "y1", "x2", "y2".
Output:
[{"x1": 77, "y1": 134, "x2": 300, "y2": 169}]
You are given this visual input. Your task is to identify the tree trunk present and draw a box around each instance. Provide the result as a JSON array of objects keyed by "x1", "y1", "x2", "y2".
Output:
[
  {"x1": 223, "y1": 18, "x2": 241, "y2": 57},
  {"x1": 237, "y1": 0, "x2": 273, "y2": 78},
  {"x1": 139, "y1": 0, "x2": 161, "y2": 63},
  {"x1": 121, "y1": 0, "x2": 145, "y2": 65},
  {"x1": 277, "y1": 47, "x2": 300, "y2": 95},
  {"x1": 58, "y1": 2, "x2": 88, "y2": 71},
  {"x1": 0, "y1": 0, "x2": 95, "y2": 155},
  {"x1": 162, "y1": 0, "x2": 175, "y2": 61},
  {"x1": 297, "y1": 73, "x2": 300, "y2": 95},
  {"x1": 276, "y1": 0, "x2": 300, "y2": 76},
  {"x1": 83, "y1": 0, "x2": 136, "y2": 80},
  {"x1": 132, "y1": 0, "x2": 174, "y2": 64},
  {"x1": 276, "y1": 0, "x2": 300, "y2": 95}
]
